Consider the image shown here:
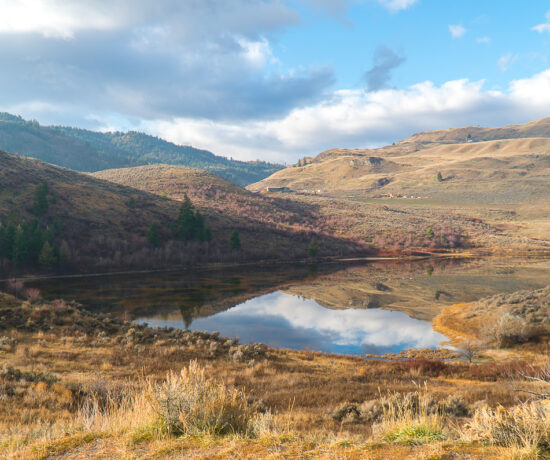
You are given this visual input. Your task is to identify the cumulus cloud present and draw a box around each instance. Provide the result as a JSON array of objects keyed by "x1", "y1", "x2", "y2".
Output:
[
  {"x1": 377, "y1": 0, "x2": 418, "y2": 12},
  {"x1": 149, "y1": 291, "x2": 446, "y2": 354},
  {"x1": 364, "y1": 45, "x2": 406, "y2": 92},
  {"x1": 0, "y1": 0, "x2": 335, "y2": 123},
  {"x1": 449, "y1": 24, "x2": 466, "y2": 38},
  {"x1": 532, "y1": 10, "x2": 550, "y2": 33},
  {"x1": 0, "y1": 0, "x2": 300, "y2": 40},
  {"x1": 145, "y1": 69, "x2": 550, "y2": 162}
]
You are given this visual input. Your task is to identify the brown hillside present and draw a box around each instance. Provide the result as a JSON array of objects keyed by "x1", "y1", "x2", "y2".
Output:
[
  {"x1": 248, "y1": 118, "x2": 550, "y2": 251},
  {"x1": 0, "y1": 153, "x2": 363, "y2": 275},
  {"x1": 405, "y1": 117, "x2": 550, "y2": 145},
  {"x1": 92, "y1": 165, "x2": 368, "y2": 255}
]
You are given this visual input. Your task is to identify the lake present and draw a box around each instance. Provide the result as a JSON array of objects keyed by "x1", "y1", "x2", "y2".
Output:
[{"x1": 23, "y1": 256, "x2": 550, "y2": 355}]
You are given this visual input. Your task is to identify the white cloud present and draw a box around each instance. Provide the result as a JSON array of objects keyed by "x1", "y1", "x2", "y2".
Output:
[
  {"x1": 0, "y1": 1, "x2": 330, "y2": 122},
  {"x1": 190, "y1": 292, "x2": 446, "y2": 352},
  {"x1": 144, "y1": 68, "x2": 550, "y2": 162},
  {"x1": 377, "y1": 0, "x2": 418, "y2": 12},
  {"x1": 0, "y1": 0, "x2": 301, "y2": 40},
  {"x1": 532, "y1": 10, "x2": 550, "y2": 33},
  {"x1": 476, "y1": 36, "x2": 491, "y2": 44},
  {"x1": 0, "y1": 0, "x2": 119, "y2": 38},
  {"x1": 498, "y1": 53, "x2": 518, "y2": 72},
  {"x1": 449, "y1": 24, "x2": 466, "y2": 38}
]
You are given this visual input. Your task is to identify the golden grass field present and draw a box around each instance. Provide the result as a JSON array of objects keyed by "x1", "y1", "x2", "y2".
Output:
[{"x1": 248, "y1": 118, "x2": 550, "y2": 253}]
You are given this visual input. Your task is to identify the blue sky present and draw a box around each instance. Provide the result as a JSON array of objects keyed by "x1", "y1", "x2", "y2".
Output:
[
  {"x1": 1, "y1": 0, "x2": 550, "y2": 162},
  {"x1": 282, "y1": 1, "x2": 549, "y2": 89}
]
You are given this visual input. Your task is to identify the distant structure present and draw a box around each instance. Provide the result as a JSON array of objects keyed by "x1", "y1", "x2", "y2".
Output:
[{"x1": 266, "y1": 186, "x2": 292, "y2": 193}]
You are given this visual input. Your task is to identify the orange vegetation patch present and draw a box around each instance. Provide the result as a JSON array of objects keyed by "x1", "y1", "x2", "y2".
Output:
[{"x1": 432, "y1": 302, "x2": 481, "y2": 343}]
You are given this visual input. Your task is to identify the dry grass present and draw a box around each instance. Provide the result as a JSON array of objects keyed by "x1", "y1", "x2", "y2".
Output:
[
  {"x1": 463, "y1": 401, "x2": 550, "y2": 456},
  {"x1": 371, "y1": 391, "x2": 448, "y2": 446},
  {"x1": 0, "y1": 292, "x2": 549, "y2": 458},
  {"x1": 434, "y1": 287, "x2": 550, "y2": 360}
]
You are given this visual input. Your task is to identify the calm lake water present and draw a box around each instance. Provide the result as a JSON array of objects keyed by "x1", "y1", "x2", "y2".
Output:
[{"x1": 24, "y1": 257, "x2": 550, "y2": 355}]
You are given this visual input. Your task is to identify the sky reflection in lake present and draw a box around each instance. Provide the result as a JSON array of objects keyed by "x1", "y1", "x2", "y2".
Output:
[{"x1": 138, "y1": 291, "x2": 447, "y2": 355}]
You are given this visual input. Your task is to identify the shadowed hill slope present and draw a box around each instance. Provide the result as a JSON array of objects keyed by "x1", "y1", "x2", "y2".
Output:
[
  {"x1": 0, "y1": 154, "x2": 363, "y2": 274},
  {"x1": 92, "y1": 165, "x2": 368, "y2": 254}
]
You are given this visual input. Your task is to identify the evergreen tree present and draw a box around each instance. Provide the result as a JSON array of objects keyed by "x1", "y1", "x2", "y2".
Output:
[
  {"x1": 28, "y1": 219, "x2": 44, "y2": 262},
  {"x1": 229, "y1": 230, "x2": 241, "y2": 251},
  {"x1": 307, "y1": 238, "x2": 318, "y2": 257},
  {"x1": 427, "y1": 227, "x2": 435, "y2": 239},
  {"x1": 177, "y1": 194, "x2": 196, "y2": 240},
  {"x1": 32, "y1": 182, "x2": 49, "y2": 215},
  {"x1": 39, "y1": 241, "x2": 57, "y2": 266},
  {"x1": 202, "y1": 227, "x2": 212, "y2": 242},
  {"x1": 437, "y1": 172, "x2": 443, "y2": 182},
  {"x1": 0, "y1": 221, "x2": 16, "y2": 260},
  {"x1": 176, "y1": 194, "x2": 211, "y2": 242},
  {"x1": 147, "y1": 223, "x2": 160, "y2": 247},
  {"x1": 12, "y1": 225, "x2": 29, "y2": 267}
]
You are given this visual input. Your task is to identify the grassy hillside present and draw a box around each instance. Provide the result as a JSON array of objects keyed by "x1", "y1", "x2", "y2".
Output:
[
  {"x1": 0, "y1": 113, "x2": 282, "y2": 186},
  {"x1": 249, "y1": 118, "x2": 550, "y2": 252},
  {"x1": 93, "y1": 165, "x2": 349, "y2": 238},
  {"x1": 0, "y1": 152, "x2": 362, "y2": 275}
]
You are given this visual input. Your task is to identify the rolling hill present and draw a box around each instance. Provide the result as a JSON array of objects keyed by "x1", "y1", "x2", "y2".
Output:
[
  {"x1": 92, "y1": 164, "x2": 367, "y2": 254},
  {"x1": 0, "y1": 152, "x2": 363, "y2": 275},
  {"x1": 249, "y1": 118, "x2": 550, "y2": 251},
  {"x1": 0, "y1": 113, "x2": 282, "y2": 186}
]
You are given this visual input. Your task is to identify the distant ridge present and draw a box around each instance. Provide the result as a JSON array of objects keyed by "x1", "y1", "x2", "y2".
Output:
[
  {"x1": 0, "y1": 113, "x2": 282, "y2": 186},
  {"x1": 404, "y1": 117, "x2": 550, "y2": 145}
]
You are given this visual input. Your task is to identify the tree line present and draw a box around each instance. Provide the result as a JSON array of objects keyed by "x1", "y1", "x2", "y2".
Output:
[{"x1": 0, "y1": 219, "x2": 63, "y2": 267}]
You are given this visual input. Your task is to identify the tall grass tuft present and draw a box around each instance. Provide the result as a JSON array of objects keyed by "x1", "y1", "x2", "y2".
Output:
[
  {"x1": 148, "y1": 360, "x2": 261, "y2": 437},
  {"x1": 77, "y1": 361, "x2": 272, "y2": 440},
  {"x1": 371, "y1": 391, "x2": 447, "y2": 445},
  {"x1": 462, "y1": 401, "x2": 549, "y2": 453}
]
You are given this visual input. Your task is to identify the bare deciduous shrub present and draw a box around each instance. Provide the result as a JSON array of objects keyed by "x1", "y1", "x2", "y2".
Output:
[
  {"x1": 23, "y1": 288, "x2": 41, "y2": 304},
  {"x1": 458, "y1": 339, "x2": 483, "y2": 363},
  {"x1": 7, "y1": 279, "x2": 24, "y2": 297},
  {"x1": 485, "y1": 313, "x2": 540, "y2": 348}
]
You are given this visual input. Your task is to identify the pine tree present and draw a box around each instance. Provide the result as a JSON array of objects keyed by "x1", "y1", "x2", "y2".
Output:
[
  {"x1": 39, "y1": 241, "x2": 57, "y2": 266},
  {"x1": 307, "y1": 238, "x2": 318, "y2": 257},
  {"x1": 32, "y1": 182, "x2": 49, "y2": 216},
  {"x1": 147, "y1": 223, "x2": 160, "y2": 247},
  {"x1": 177, "y1": 194, "x2": 196, "y2": 240},
  {"x1": 0, "y1": 221, "x2": 16, "y2": 260},
  {"x1": 437, "y1": 172, "x2": 443, "y2": 182},
  {"x1": 202, "y1": 227, "x2": 212, "y2": 242},
  {"x1": 28, "y1": 219, "x2": 44, "y2": 262},
  {"x1": 176, "y1": 195, "x2": 210, "y2": 241},
  {"x1": 229, "y1": 230, "x2": 241, "y2": 251},
  {"x1": 12, "y1": 225, "x2": 29, "y2": 267}
]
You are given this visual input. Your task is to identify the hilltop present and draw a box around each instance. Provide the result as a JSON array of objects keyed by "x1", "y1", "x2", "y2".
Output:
[
  {"x1": 0, "y1": 113, "x2": 282, "y2": 186},
  {"x1": 249, "y1": 118, "x2": 550, "y2": 251},
  {"x1": 0, "y1": 152, "x2": 362, "y2": 274},
  {"x1": 93, "y1": 165, "x2": 336, "y2": 235}
]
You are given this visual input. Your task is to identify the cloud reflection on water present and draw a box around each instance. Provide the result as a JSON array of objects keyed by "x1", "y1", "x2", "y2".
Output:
[{"x1": 138, "y1": 291, "x2": 447, "y2": 355}]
